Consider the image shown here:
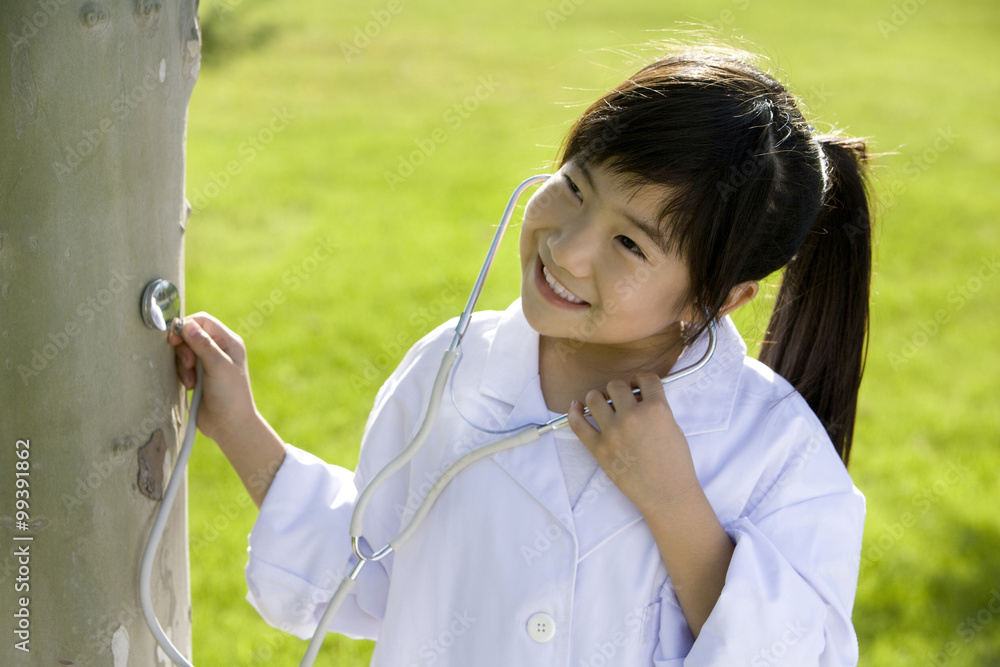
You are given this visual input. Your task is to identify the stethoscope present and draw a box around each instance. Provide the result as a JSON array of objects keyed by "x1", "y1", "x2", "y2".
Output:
[{"x1": 137, "y1": 174, "x2": 717, "y2": 667}]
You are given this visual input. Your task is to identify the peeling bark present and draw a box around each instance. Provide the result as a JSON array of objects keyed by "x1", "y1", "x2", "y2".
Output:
[{"x1": 137, "y1": 428, "x2": 167, "y2": 500}]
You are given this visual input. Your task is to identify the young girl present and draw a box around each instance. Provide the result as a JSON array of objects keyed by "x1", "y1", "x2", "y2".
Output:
[{"x1": 170, "y1": 48, "x2": 871, "y2": 665}]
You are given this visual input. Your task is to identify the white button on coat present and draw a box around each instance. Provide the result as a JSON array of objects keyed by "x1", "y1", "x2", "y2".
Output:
[
  {"x1": 527, "y1": 613, "x2": 555, "y2": 643},
  {"x1": 245, "y1": 301, "x2": 866, "y2": 666}
]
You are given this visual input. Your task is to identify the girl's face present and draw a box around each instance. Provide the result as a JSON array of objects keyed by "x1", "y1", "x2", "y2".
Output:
[{"x1": 519, "y1": 160, "x2": 695, "y2": 352}]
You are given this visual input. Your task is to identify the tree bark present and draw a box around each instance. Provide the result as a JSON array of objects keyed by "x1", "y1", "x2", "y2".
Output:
[{"x1": 1, "y1": 1, "x2": 200, "y2": 664}]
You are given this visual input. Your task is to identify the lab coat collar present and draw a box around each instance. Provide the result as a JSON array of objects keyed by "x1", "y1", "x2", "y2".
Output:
[
  {"x1": 479, "y1": 303, "x2": 574, "y2": 533},
  {"x1": 480, "y1": 299, "x2": 747, "y2": 436},
  {"x1": 481, "y1": 300, "x2": 748, "y2": 557},
  {"x1": 478, "y1": 300, "x2": 542, "y2": 407}
]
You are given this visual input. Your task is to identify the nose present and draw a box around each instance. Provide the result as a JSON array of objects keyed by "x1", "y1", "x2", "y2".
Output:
[{"x1": 546, "y1": 215, "x2": 597, "y2": 278}]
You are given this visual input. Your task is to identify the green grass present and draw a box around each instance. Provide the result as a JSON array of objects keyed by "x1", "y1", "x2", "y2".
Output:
[{"x1": 184, "y1": 1, "x2": 1000, "y2": 664}]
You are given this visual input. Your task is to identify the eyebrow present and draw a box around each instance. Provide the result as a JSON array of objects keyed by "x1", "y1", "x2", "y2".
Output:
[{"x1": 577, "y1": 162, "x2": 664, "y2": 246}]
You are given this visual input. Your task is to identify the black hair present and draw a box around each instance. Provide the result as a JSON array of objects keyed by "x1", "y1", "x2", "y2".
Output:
[{"x1": 560, "y1": 50, "x2": 872, "y2": 465}]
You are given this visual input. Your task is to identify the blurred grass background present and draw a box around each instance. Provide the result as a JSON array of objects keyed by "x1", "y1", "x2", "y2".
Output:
[{"x1": 183, "y1": 0, "x2": 1000, "y2": 664}]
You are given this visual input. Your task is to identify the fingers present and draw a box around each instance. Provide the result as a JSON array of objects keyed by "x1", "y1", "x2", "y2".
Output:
[
  {"x1": 604, "y1": 379, "x2": 637, "y2": 409},
  {"x1": 179, "y1": 318, "x2": 237, "y2": 372},
  {"x1": 567, "y1": 399, "x2": 599, "y2": 445},
  {"x1": 569, "y1": 373, "x2": 669, "y2": 438},
  {"x1": 634, "y1": 372, "x2": 669, "y2": 406},
  {"x1": 184, "y1": 313, "x2": 247, "y2": 364},
  {"x1": 165, "y1": 311, "x2": 248, "y2": 390},
  {"x1": 174, "y1": 342, "x2": 198, "y2": 389}
]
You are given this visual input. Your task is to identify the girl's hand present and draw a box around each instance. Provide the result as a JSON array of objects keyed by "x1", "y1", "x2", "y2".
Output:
[
  {"x1": 570, "y1": 372, "x2": 734, "y2": 637},
  {"x1": 168, "y1": 312, "x2": 287, "y2": 507},
  {"x1": 567, "y1": 371, "x2": 700, "y2": 515},
  {"x1": 168, "y1": 312, "x2": 260, "y2": 446}
]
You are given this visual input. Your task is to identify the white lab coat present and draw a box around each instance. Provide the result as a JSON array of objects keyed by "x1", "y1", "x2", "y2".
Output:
[{"x1": 246, "y1": 300, "x2": 865, "y2": 666}]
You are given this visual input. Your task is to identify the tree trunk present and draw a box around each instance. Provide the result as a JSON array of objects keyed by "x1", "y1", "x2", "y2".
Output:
[{"x1": 1, "y1": 1, "x2": 200, "y2": 664}]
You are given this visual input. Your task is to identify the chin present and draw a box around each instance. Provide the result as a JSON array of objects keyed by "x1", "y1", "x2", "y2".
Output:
[
  {"x1": 520, "y1": 291, "x2": 567, "y2": 337},
  {"x1": 520, "y1": 295, "x2": 593, "y2": 342}
]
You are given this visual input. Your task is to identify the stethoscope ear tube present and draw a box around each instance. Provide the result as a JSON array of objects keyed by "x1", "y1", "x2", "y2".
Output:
[
  {"x1": 303, "y1": 174, "x2": 718, "y2": 665},
  {"x1": 449, "y1": 174, "x2": 551, "y2": 351},
  {"x1": 305, "y1": 176, "x2": 552, "y2": 665},
  {"x1": 348, "y1": 347, "x2": 459, "y2": 540},
  {"x1": 391, "y1": 425, "x2": 541, "y2": 550},
  {"x1": 302, "y1": 362, "x2": 544, "y2": 667},
  {"x1": 141, "y1": 174, "x2": 715, "y2": 667}
]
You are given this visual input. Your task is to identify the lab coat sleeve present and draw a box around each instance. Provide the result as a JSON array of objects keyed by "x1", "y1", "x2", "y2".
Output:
[
  {"x1": 674, "y1": 414, "x2": 866, "y2": 667},
  {"x1": 245, "y1": 319, "x2": 457, "y2": 640},
  {"x1": 244, "y1": 444, "x2": 385, "y2": 640}
]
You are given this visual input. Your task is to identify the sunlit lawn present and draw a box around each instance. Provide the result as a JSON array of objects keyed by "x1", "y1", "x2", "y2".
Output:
[{"x1": 185, "y1": 0, "x2": 1000, "y2": 664}]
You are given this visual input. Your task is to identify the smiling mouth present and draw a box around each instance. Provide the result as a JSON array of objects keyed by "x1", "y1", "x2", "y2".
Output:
[{"x1": 542, "y1": 263, "x2": 586, "y2": 305}]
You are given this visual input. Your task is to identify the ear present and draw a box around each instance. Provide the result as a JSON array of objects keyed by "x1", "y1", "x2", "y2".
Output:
[
  {"x1": 720, "y1": 281, "x2": 759, "y2": 316},
  {"x1": 678, "y1": 281, "x2": 759, "y2": 324}
]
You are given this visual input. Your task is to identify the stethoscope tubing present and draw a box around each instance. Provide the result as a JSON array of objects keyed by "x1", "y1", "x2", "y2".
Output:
[
  {"x1": 142, "y1": 174, "x2": 717, "y2": 667},
  {"x1": 448, "y1": 174, "x2": 551, "y2": 352},
  {"x1": 303, "y1": 174, "x2": 717, "y2": 664},
  {"x1": 140, "y1": 360, "x2": 203, "y2": 667}
]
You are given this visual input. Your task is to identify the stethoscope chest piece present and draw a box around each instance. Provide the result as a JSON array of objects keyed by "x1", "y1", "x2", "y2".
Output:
[{"x1": 141, "y1": 279, "x2": 181, "y2": 332}]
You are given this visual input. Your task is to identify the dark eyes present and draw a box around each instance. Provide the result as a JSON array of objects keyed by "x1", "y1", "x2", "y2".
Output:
[
  {"x1": 563, "y1": 171, "x2": 646, "y2": 260},
  {"x1": 617, "y1": 235, "x2": 646, "y2": 259},
  {"x1": 564, "y1": 174, "x2": 583, "y2": 201}
]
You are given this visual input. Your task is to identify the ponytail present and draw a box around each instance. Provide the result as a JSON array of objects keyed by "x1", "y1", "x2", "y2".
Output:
[
  {"x1": 557, "y1": 52, "x2": 874, "y2": 464},
  {"x1": 759, "y1": 136, "x2": 872, "y2": 465}
]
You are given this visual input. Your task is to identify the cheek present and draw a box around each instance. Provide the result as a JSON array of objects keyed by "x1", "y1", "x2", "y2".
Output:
[
  {"x1": 524, "y1": 178, "x2": 566, "y2": 223},
  {"x1": 517, "y1": 221, "x2": 534, "y2": 265},
  {"x1": 519, "y1": 189, "x2": 557, "y2": 259},
  {"x1": 610, "y1": 267, "x2": 690, "y2": 319},
  {"x1": 520, "y1": 191, "x2": 544, "y2": 229}
]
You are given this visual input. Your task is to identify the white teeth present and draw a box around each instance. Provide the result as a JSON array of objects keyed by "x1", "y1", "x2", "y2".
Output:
[{"x1": 542, "y1": 265, "x2": 584, "y2": 304}]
